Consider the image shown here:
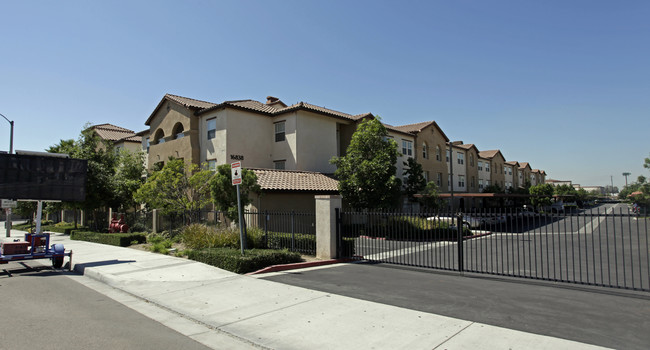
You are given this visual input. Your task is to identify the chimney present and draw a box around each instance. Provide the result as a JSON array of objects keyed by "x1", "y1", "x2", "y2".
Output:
[{"x1": 266, "y1": 96, "x2": 287, "y2": 108}]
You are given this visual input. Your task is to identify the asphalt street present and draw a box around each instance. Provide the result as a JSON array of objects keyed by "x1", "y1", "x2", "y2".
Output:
[
  {"x1": 0, "y1": 261, "x2": 213, "y2": 350},
  {"x1": 260, "y1": 261, "x2": 650, "y2": 350}
]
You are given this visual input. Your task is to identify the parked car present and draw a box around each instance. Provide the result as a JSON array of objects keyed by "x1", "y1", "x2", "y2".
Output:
[
  {"x1": 518, "y1": 205, "x2": 538, "y2": 217},
  {"x1": 427, "y1": 215, "x2": 484, "y2": 229},
  {"x1": 543, "y1": 201, "x2": 565, "y2": 213}
]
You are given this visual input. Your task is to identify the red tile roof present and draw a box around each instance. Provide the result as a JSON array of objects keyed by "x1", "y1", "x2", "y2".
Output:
[
  {"x1": 251, "y1": 168, "x2": 339, "y2": 192},
  {"x1": 90, "y1": 123, "x2": 136, "y2": 142}
]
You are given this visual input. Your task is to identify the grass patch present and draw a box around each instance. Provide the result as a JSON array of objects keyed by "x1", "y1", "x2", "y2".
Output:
[{"x1": 186, "y1": 247, "x2": 302, "y2": 274}]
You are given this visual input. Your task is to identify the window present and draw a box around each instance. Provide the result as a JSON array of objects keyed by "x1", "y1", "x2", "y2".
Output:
[
  {"x1": 173, "y1": 123, "x2": 185, "y2": 139},
  {"x1": 458, "y1": 175, "x2": 465, "y2": 188},
  {"x1": 437, "y1": 173, "x2": 442, "y2": 187},
  {"x1": 402, "y1": 140, "x2": 413, "y2": 156},
  {"x1": 479, "y1": 179, "x2": 484, "y2": 190},
  {"x1": 154, "y1": 129, "x2": 165, "y2": 144},
  {"x1": 446, "y1": 149, "x2": 450, "y2": 162},
  {"x1": 207, "y1": 159, "x2": 216, "y2": 171},
  {"x1": 274, "y1": 160, "x2": 286, "y2": 170},
  {"x1": 478, "y1": 161, "x2": 483, "y2": 171},
  {"x1": 207, "y1": 118, "x2": 216, "y2": 140},
  {"x1": 422, "y1": 142, "x2": 428, "y2": 159},
  {"x1": 485, "y1": 162, "x2": 490, "y2": 172},
  {"x1": 504, "y1": 166, "x2": 507, "y2": 174},
  {"x1": 424, "y1": 171, "x2": 429, "y2": 182},
  {"x1": 275, "y1": 122, "x2": 285, "y2": 142},
  {"x1": 145, "y1": 137, "x2": 150, "y2": 152},
  {"x1": 436, "y1": 146, "x2": 441, "y2": 161},
  {"x1": 469, "y1": 154, "x2": 474, "y2": 167},
  {"x1": 470, "y1": 176, "x2": 475, "y2": 188},
  {"x1": 457, "y1": 153, "x2": 464, "y2": 165}
]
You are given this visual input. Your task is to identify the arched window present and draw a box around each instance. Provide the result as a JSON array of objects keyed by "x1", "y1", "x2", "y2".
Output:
[
  {"x1": 422, "y1": 142, "x2": 428, "y2": 159},
  {"x1": 154, "y1": 129, "x2": 165, "y2": 144},
  {"x1": 172, "y1": 123, "x2": 185, "y2": 139},
  {"x1": 436, "y1": 146, "x2": 441, "y2": 161}
]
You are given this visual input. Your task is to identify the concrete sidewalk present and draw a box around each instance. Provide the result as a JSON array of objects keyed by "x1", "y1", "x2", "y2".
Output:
[{"x1": 2, "y1": 230, "x2": 608, "y2": 349}]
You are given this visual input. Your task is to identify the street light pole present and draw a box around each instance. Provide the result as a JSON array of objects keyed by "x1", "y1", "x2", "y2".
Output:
[
  {"x1": 1, "y1": 113, "x2": 14, "y2": 237},
  {"x1": 622, "y1": 172, "x2": 631, "y2": 188},
  {"x1": 0, "y1": 113, "x2": 14, "y2": 154}
]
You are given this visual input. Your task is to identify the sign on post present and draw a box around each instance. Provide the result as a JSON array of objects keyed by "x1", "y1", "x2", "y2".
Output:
[
  {"x1": 1, "y1": 199, "x2": 17, "y2": 208},
  {"x1": 231, "y1": 161, "x2": 242, "y2": 185}
]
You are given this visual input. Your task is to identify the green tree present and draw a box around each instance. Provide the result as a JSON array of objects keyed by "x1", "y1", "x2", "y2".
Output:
[
  {"x1": 529, "y1": 183, "x2": 555, "y2": 208},
  {"x1": 403, "y1": 157, "x2": 427, "y2": 202},
  {"x1": 210, "y1": 164, "x2": 260, "y2": 221},
  {"x1": 113, "y1": 149, "x2": 146, "y2": 212},
  {"x1": 135, "y1": 158, "x2": 214, "y2": 216},
  {"x1": 330, "y1": 117, "x2": 402, "y2": 209},
  {"x1": 419, "y1": 182, "x2": 442, "y2": 210}
]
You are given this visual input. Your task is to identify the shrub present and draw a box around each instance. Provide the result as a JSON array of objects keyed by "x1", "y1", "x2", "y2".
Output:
[
  {"x1": 70, "y1": 231, "x2": 147, "y2": 247},
  {"x1": 186, "y1": 248, "x2": 302, "y2": 274},
  {"x1": 181, "y1": 224, "x2": 266, "y2": 250}
]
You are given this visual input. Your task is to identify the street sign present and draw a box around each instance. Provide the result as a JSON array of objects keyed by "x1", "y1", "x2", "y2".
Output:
[
  {"x1": 1, "y1": 199, "x2": 17, "y2": 208},
  {"x1": 231, "y1": 161, "x2": 242, "y2": 185}
]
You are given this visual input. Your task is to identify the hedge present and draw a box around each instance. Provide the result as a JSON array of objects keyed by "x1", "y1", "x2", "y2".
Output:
[
  {"x1": 265, "y1": 232, "x2": 356, "y2": 257},
  {"x1": 70, "y1": 231, "x2": 147, "y2": 247},
  {"x1": 186, "y1": 248, "x2": 302, "y2": 274}
]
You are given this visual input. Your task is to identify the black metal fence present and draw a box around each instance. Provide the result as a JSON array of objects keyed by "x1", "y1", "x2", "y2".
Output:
[
  {"x1": 339, "y1": 205, "x2": 650, "y2": 292},
  {"x1": 147, "y1": 210, "x2": 317, "y2": 255}
]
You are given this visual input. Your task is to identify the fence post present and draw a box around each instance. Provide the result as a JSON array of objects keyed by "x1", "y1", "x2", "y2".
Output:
[
  {"x1": 315, "y1": 195, "x2": 342, "y2": 259},
  {"x1": 152, "y1": 209, "x2": 159, "y2": 234},
  {"x1": 457, "y1": 212, "x2": 464, "y2": 272}
]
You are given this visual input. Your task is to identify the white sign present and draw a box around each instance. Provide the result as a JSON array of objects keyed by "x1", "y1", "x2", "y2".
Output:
[
  {"x1": 231, "y1": 162, "x2": 242, "y2": 185},
  {"x1": 1, "y1": 199, "x2": 17, "y2": 208}
]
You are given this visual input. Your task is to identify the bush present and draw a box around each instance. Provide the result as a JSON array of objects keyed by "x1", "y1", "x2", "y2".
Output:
[
  {"x1": 181, "y1": 224, "x2": 266, "y2": 250},
  {"x1": 186, "y1": 248, "x2": 302, "y2": 274},
  {"x1": 70, "y1": 231, "x2": 147, "y2": 247}
]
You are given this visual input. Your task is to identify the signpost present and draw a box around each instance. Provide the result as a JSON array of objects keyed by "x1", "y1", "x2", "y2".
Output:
[
  {"x1": 231, "y1": 162, "x2": 245, "y2": 254},
  {"x1": 2, "y1": 199, "x2": 17, "y2": 237}
]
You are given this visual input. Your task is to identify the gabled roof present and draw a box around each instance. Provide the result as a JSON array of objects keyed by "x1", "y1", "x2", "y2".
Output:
[
  {"x1": 452, "y1": 143, "x2": 479, "y2": 154},
  {"x1": 251, "y1": 168, "x2": 339, "y2": 193},
  {"x1": 146, "y1": 94, "x2": 217, "y2": 125},
  {"x1": 518, "y1": 162, "x2": 532, "y2": 170},
  {"x1": 393, "y1": 120, "x2": 450, "y2": 142},
  {"x1": 198, "y1": 97, "x2": 369, "y2": 123},
  {"x1": 505, "y1": 161, "x2": 520, "y2": 167},
  {"x1": 90, "y1": 123, "x2": 136, "y2": 142},
  {"x1": 478, "y1": 149, "x2": 505, "y2": 160}
]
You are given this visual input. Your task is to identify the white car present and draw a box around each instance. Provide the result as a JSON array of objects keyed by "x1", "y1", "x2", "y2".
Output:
[{"x1": 427, "y1": 215, "x2": 484, "y2": 229}]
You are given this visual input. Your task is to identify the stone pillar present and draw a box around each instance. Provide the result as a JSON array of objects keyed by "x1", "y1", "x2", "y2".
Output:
[
  {"x1": 152, "y1": 209, "x2": 159, "y2": 234},
  {"x1": 315, "y1": 195, "x2": 342, "y2": 259}
]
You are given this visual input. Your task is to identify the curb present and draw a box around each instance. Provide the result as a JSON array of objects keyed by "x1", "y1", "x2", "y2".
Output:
[{"x1": 246, "y1": 258, "x2": 355, "y2": 275}]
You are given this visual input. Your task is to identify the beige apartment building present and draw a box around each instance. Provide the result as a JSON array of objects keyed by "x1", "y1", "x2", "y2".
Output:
[
  {"x1": 505, "y1": 161, "x2": 520, "y2": 190},
  {"x1": 518, "y1": 162, "x2": 533, "y2": 188},
  {"x1": 479, "y1": 150, "x2": 507, "y2": 190},
  {"x1": 393, "y1": 121, "x2": 450, "y2": 189}
]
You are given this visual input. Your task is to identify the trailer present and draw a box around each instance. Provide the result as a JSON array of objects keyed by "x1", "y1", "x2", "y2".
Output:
[{"x1": 1, "y1": 232, "x2": 72, "y2": 270}]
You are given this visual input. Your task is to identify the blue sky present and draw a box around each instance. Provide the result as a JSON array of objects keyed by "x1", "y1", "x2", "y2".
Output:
[{"x1": 1, "y1": 0, "x2": 648, "y2": 190}]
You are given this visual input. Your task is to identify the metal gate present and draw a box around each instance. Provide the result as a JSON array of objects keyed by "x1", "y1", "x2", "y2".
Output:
[{"x1": 338, "y1": 204, "x2": 650, "y2": 292}]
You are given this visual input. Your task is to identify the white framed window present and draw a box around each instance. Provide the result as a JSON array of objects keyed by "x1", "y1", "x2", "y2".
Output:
[
  {"x1": 207, "y1": 118, "x2": 216, "y2": 140},
  {"x1": 402, "y1": 140, "x2": 413, "y2": 156},
  {"x1": 275, "y1": 121, "x2": 285, "y2": 142},
  {"x1": 457, "y1": 153, "x2": 464, "y2": 165},
  {"x1": 274, "y1": 160, "x2": 286, "y2": 170},
  {"x1": 485, "y1": 162, "x2": 490, "y2": 172},
  {"x1": 446, "y1": 149, "x2": 450, "y2": 162},
  {"x1": 437, "y1": 173, "x2": 442, "y2": 187},
  {"x1": 479, "y1": 179, "x2": 484, "y2": 190},
  {"x1": 478, "y1": 161, "x2": 483, "y2": 171},
  {"x1": 207, "y1": 159, "x2": 216, "y2": 171},
  {"x1": 458, "y1": 175, "x2": 465, "y2": 188}
]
